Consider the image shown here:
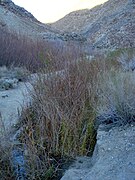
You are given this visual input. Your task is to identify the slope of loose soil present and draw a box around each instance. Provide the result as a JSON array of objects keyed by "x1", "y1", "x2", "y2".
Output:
[{"x1": 62, "y1": 125, "x2": 135, "y2": 180}]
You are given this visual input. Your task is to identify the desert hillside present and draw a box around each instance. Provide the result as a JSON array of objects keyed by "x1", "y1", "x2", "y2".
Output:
[
  {"x1": 1, "y1": 0, "x2": 135, "y2": 47},
  {"x1": 0, "y1": 0, "x2": 64, "y2": 41},
  {"x1": 51, "y1": 0, "x2": 135, "y2": 48},
  {"x1": 0, "y1": 0, "x2": 86, "y2": 42}
]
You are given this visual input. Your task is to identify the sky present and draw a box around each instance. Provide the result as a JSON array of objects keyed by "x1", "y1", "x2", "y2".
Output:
[{"x1": 12, "y1": 0, "x2": 108, "y2": 23}]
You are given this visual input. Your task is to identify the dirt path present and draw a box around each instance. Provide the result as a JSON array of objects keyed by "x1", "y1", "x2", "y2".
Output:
[{"x1": 0, "y1": 81, "x2": 32, "y2": 136}]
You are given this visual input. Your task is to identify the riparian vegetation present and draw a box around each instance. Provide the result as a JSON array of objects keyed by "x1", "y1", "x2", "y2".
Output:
[{"x1": 0, "y1": 28, "x2": 135, "y2": 179}]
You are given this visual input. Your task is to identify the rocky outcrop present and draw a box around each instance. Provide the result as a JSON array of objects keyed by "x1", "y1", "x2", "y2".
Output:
[
  {"x1": 59, "y1": 32, "x2": 86, "y2": 42},
  {"x1": 51, "y1": 0, "x2": 135, "y2": 48},
  {"x1": 62, "y1": 124, "x2": 135, "y2": 180},
  {"x1": 42, "y1": 31, "x2": 86, "y2": 42}
]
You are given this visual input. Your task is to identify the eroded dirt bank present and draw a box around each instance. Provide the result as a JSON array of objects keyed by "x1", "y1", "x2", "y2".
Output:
[{"x1": 62, "y1": 125, "x2": 135, "y2": 180}]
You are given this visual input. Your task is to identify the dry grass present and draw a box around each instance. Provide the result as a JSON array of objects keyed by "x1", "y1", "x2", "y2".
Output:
[
  {"x1": 0, "y1": 28, "x2": 84, "y2": 179},
  {"x1": 19, "y1": 59, "x2": 100, "y2": 179},
  {"x1": 17, "y1": 54, "x2": 121, "y2": 179},
  {"x1": 96, "y1": 69, "x2": 135, "y2": 126},
  {"x1": 94, "y1": 49, "x2": 135, "y2": 127}
]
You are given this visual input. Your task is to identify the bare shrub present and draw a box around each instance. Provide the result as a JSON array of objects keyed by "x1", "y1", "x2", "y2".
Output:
[
  {"x1": 0, "y1": 28, "x2": 83, "y2": 72},
  {"x1": 94, "y1": 49, "x2": 135, "y2": 128},
  {"x1": 0, "y1": 28, "x2": 47, "y2": 71},
  {"x1": 96, "y1": 69, "x2": 135, "y2": 127}
]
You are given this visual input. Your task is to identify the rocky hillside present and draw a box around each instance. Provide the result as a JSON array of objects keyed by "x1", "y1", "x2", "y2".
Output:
[
  {"x1": 0, "y1": 0, "x2": 37, "y2": 21},
  {"x1": 0, "y1": 0, "x2": 85, "y2": 42},
  {"x1": 0, "y1": 0, "x2": 64, "y2": 41},
  {"x1": 2, "y1": 0, "x2": 134, "y2": 47},
  {"x1": 51, "y1": 0, "x2": 135, "y2": 49}
]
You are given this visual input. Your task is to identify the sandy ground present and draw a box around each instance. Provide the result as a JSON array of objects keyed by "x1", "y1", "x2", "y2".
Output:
[{"x1": 0, "y1": 81, "x2": 32, "y2": 136}]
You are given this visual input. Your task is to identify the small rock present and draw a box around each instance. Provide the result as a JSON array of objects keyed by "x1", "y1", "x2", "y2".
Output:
[
  {"x1": 0, "y1": 77, "x2": 18, "y2": 90},
  {"x1": 1, "y1": 94, "x2": 8, "y2": 98}
]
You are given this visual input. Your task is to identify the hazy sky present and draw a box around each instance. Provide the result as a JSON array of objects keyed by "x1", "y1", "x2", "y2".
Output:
[{"x1": 12, "y1": 0, "x2": 108, "y2": 23}]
